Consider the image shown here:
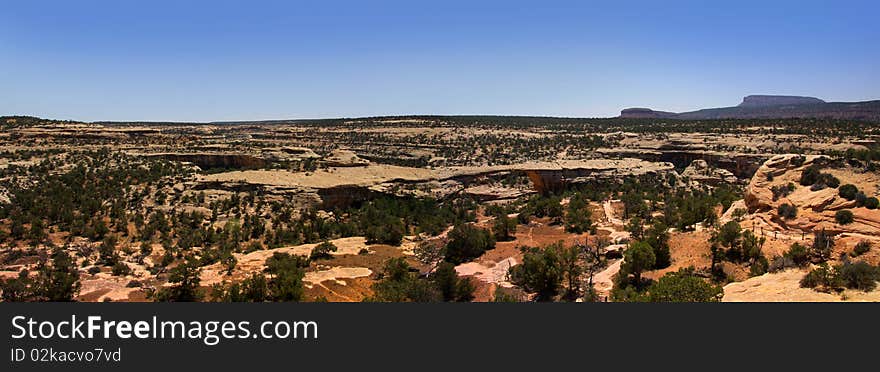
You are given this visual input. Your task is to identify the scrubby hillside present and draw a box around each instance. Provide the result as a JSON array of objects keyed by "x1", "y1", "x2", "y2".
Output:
[
  {"x1": 743, "y1": 154, "x2": 880, "y2": 240},
  {"x1": 720, "y1": 154, "x2": 880, "y2": 301}
]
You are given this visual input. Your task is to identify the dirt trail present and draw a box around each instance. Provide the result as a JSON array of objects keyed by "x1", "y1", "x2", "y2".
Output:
[
  {"x1": 603, "y1": 200, "x2": 625, "y2": 226},
  {"x1": 592, "y1": 259, "x2": 621, "y2": 299}
]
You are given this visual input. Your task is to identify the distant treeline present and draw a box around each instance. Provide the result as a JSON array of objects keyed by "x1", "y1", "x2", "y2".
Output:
[
  {"x1": 0, "y1": 116, "x2": 80, "y2": 129},
  {"x1": 151, "y1": 116, "x2": 880, "y2": 135},
  {"x1": 5, "y1": 115, "x2": 879, "y2": 135}
]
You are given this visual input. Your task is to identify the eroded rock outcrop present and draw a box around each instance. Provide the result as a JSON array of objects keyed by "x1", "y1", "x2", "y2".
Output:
[
  {"x1": 323, "y1": 149, "x2": 369, "y2": 167},
  {"x1": 598, "y1": 148, "x2": 767, "y2": 179},
  {"x1": 681, "y1": 159, "x2": 738, "y2": 185},
  {"x1": 743, "y1": 154, "x2": 880, "y2": 237},
  {"x1": 142, "y1": 152, "x2": 268, "y2": 170},
  {"x1": 196, "y1": 159, "x2": 674, "y2": 208},
  {"x1": 744, "y1": 154, "x2": 827, "y2": 212}
]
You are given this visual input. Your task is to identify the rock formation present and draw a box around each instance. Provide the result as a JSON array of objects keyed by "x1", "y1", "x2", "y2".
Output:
[
  {"x1": 619, "y1": 108, "x2": 677, "y2": 119},
  {"x1": 680, "y1": 159, "x2": 739, "y2": 185},
  {"x1": 738, "y1": 95, "x2": 825, "y2": 107},
  {"x1": 743, "y1": 154, "x2": 880, "y2": 238},
  {"x1": 142, "y1": 152, "x2": 268, "y2": 170},
  {"x1": 323, "y1": 149, "x2": 370, "y2": 167},
  {"x1": 619, "y1": 95, "x2": 880, "y2": 121}
]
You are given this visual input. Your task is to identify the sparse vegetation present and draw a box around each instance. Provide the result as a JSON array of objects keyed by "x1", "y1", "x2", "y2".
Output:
[
  {"x1": 644, "y1": 268, "x2": 723, "y2": 302},
  {"x1": 838, "y1": 184, "x2": 859, "y2": 200},
  {"x1": 365, "y1": 257, "x2": 474, "y2": 302},
  {"x1": 444, "y1": 224, "x2": 495, "y2": 265},
  {"x1": 2, "y1": 114, "x2": 879, "y2": 303},
  {"x1": 310, "y1": 241, "x2": 338, "y2": 260},
  {"x1": 771, "y1": 183, "x2": 796, "y2": 201},
  {"x1": 509, "y1": 243, "x2": 570, "y2": 302},
  {"x1": 801, "y1": 261, "x2": 880, "y2": 292},
  {"x1": 800, "y1": 165, "x2": 839, "y2": 190},
  {"x1": 852, "y1": 241, "x2": 871, "y2": 257},
  {"x1": 835, "y1": 210, "x2": 854, "y2": 225},
  {"x1": 492, "y1": 214, "x2": 517, "y2": 241},
  {"x1": 777, "y1": 203, "x2": 798, "y2": 219},
  {"x1": 0, "y1": 249, "x2": 81, "y2": 302}
]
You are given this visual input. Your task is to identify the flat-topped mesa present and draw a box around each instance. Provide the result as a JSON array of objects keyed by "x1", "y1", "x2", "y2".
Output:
[
  {"x1": 738, "y1": 95, "x2": 825, "y2": 108},
  {"x1": 619, "y1": 108, "x2": 677, "y2": 119},
  {"x1": 617, "y1": 94, "x2": 880, "y2": 120}
]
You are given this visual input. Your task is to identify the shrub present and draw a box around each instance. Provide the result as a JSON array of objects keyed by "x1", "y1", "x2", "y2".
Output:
[
  {"x1": 854, "y1": 192, "x2": 867, "y2": 207},
  {"x1": 715, "y1": 221, "x2": 742, "y2": 250},
  {"x1": 865, "y1": 197, "x2": 879, "y2": 209},
  {"x1": 852, "y1": 241, "x2": 871, "y2": 257},
  {"x1": 509, "y1": 243, "x2": 566, "y2": 301},
  {"x1": 264, "y1": 253, "x2": 308, "y2": 302},
  {"x1": 731, "y1": 208, "x2": 747, "y2": 221},
  {"x1": 824, "y1": 174, "x2": 841, "y2": 189},
  {"x1": 810, "y1": 229, "x2": 835, "y2": 262},
  {"x1": 444, "y1": 224, "x2": 495, "y2": 265},
  {"x1": 522, "y1": 195, "x2": 564, "y2": 221},
  {"x1": 621, "y1": 241, "x2": 656, "y2": 287},
  {"x1": 646, "y1": 267, "x2": 723, "y2": 302},
  {"x1": 112, "y1": 261, "x2": 132, "y2": 276},
  {"x1": 749, "y1": 257, "x2": 769, "y2": 277},
  {"x1": 838, "y1": 184, "x2": 859, "y2": 200},
  {"x1": 87, "y1": 266, "x2": 101, "y2": 275},
  {"x1": 492, "y1": 214, "x2": 517, "y2": 241},
  {"x1": 564, "y1": 193, "x2": 593, "y2": 233},
  {"x1": 364, "y1": 217, "x2": 405, "y2": 246},
  {"x1": 155, "y1": 256, "x2": 203, "y2": 302},
  {"x1": 31, "y1": 249, "x2": 82, "y2": 301},
  {"x1": 770, "y1": 243, "x2": 811, "y2": 272},
  {"x1": 835, "y1": 210, "x2": 854, "y2": 225},
  {"x1": 367, "y1": 257, "x2": 473, "y2": 302},
  {"x1": 800, "y1": 261, "x2": 880, "y2": 292},
  {"x1": 432, "y1": 262, "x2": 475, "y2": 302},
  {"x1": 644, "y1": 221, "x2": 671, "y2": 269},
  {"x1": 799, "y1": 165, "x2": 821, "y2": 186},
  {"x1": 800, "y1": 264, "x2": 840, "y2": 290},
  {"x1": 139, "y1": 241, "x2": 153, "y2": 257},
  {"x1": 771, "y1": 183, "x2": 796, "y2": 201},
  {"x1": 777, "y1": 203, "x2": 797, "y2": 219},
  {"x1": 99, "y1": 235, "x2": 118, "y2": 265},
  {"x1": 309, "y1": 240, "x2": 337, "y2": 260},
  {"x1": 211, "y1": 273, "x2": 270, "y2": 302},
  {"x1": 245, "y1": 241, "x2": 263, "y2": 253},
  {"x1": 836, "y1": 261, "x2": 880, "y2": 291},
  {"x1": 801, "y1": 165, "x2": 840, "y2": 190},
  {"x1": 492, "y1": 287, "x2": 525, "y2": 302},
  {"x1": 784, "y1": 243, "x2": 810, "y2": 267}
]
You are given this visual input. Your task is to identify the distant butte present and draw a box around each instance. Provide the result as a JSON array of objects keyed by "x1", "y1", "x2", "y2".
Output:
[
  {"x1": 620, "y1": 95, "x2": 880, "y2": 121},
  {"x1": 738, "y1": 95, "x2": 825, "y2": 107}
]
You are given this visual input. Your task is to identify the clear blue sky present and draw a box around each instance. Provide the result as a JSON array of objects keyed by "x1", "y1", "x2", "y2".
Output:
[{"x1": 2, "y1": 0, "x2": 878, "y2": 122}]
